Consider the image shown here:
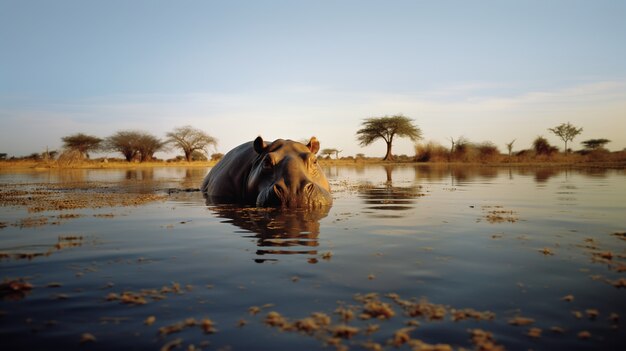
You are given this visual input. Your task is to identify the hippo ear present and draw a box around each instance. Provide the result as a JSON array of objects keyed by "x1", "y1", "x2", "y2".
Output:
[
  {"x1": 306, "y1": 136, "x2": 320, "y2": 154},
  {"x1": 254, "y1": 136, "x2": 267, "y2": 154}
]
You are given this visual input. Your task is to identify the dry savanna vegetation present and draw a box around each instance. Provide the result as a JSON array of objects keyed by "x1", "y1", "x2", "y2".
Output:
[{"x1": 2, "y1": 119, "x2": 625, "y2": 168}]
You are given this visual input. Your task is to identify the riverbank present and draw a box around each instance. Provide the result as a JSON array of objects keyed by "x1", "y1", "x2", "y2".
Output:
[
  {"x1": 0, "y1": 160, "x2": 218, "y2": 170},
  {"x1": 2, "y1": 158, "x2": 626, "y2": 170}
]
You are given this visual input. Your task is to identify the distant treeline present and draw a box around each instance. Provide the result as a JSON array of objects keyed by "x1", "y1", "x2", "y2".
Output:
[
  {"x1": 2, "y1": 126, "x2": 220, "y2": 165},
  {"x1": 2, "y1": 118, "x2": 624, "y2": 164}
]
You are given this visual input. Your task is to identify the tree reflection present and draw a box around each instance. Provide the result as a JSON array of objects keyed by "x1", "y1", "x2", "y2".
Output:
[
  {"x1": 207, "y1": 204, "x2": 329, "y2": 263},
  {"x1": 125, "y1": 169, "x2": 154, "y2": 181},
  {"x1": 359, "y1": 165, "x2": 424, "y2": 218},
  {"x1": 409, "y1": 165, "x2": 610, "y2": 184}
]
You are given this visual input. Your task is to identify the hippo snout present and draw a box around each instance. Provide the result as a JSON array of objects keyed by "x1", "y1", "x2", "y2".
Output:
[{"x1": 257, "y1": 182, "x2": 332, "y2": 208}]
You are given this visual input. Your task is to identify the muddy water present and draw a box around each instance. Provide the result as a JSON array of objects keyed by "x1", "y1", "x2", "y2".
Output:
[{"x1": 0, "y1": 165, "x2": 625, "y2": 350}]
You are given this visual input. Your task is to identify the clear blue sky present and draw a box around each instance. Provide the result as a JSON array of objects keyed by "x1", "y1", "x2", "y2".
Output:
[{"x1": 1, "y1": 0, "x2": 625, "y2": 158}]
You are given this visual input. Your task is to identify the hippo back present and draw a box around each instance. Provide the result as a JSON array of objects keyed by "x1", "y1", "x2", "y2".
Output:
[{"x1": 202, "y1": 141, "x2": 259, "y2": 203}]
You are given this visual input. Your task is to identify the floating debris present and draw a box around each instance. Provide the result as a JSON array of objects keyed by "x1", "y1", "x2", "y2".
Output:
[
  {"x1": 612, "y1": 232, "x2": 626, "y2": 241},
  {"x1": 527, "y1": 327, "x2": 542, "y2": 339},
  {"x1": 335, "y1": 306, "x2": 355, "y2": 322},
  {"x1": 468, "y1": 329, "x2": 504, "y2": 351},
  {"x1": 0, "y1": 278, "x2": 33, "y2": 301},
  {"x1": 451, "y1": 308, "x2": 496, "y2": 321},
  {"x1": 79, "y1": 333, "x2": 96, "y2": 343},
  {"x1": 200, "y1": 318, "x2": 217, "y2": 334},
  {"x1": 330, "y1": 324, "x2": 359, "y2": 339},
  {"x1": 160, "y1": 338, "x2": 182, "y2": 351},
  {"x1": 264, "y1": 311, "x2": 290, "y2": 330},
  {"x1": 105, "y1": 282, "x2": 187, "y2": 305},
  {"x1": 508, "y1": 316, "x2": 535, "y2": 326},
  {"x1": 538, "y1": 247, "x2": 555, "y2": 256},
  {"x1": 144, "y1": 316, "x2": 156, "y2": 326},
  {"x1": 361, "y1": 300, "x2": 395, "y2": 320},
  {"x1": 390, "y1": 327, "x2": 414, "y2": 347},
  {"x1": 550, "y1": 326, "x2": 565, "y2": 334},
  {"x1": 586, "y1": 309, "x2": 599, "y2": 319},
  {"x1": 480, "y1": 206, "x2": 519, "y2": 223}
]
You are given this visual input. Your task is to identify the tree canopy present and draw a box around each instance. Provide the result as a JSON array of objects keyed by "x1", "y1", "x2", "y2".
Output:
[
  {"x1": 166, "y1": 126, "x2": 217, "y2": 162},
  {"x1": 581, "y1": 138, "x2": 610, "y2": 150},
  {"x1": 105, "y1": 131, "x2": 141, "y2": 161},
  {"x1": 356, "y1": 115, "x2": 422, "y2": 161},
  {"x1": 548, "y1": 122, "x2": 583, "y2": 153},
  {"x1": 105, "y1": 131, "x2": 166, "y2": 162},
  {"x1": 61, "y1": 133, "x2": 103, "y2": 158},
  {"x1": 533, "y1": 136, "x2": 558, "y2": 155}
]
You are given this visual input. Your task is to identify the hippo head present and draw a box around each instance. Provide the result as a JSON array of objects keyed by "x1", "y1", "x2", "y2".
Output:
[{"x1": 247, "y1": 136, "x2": 332, "y2": 208}]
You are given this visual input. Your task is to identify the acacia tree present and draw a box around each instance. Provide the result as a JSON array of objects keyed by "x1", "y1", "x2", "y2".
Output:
[
  {"x1": 136, "y1": 133, "x2": 166, "y2": 162},
  {"x1": 320, "y1": 148, "x2": 336, "y2": 158},
  {"x1": 166, "y1": 126, "x2": 217, "y2": 162},
  {"x1": 61, "y1": 133, "x2": 102, "y2": 158},
  {"x1": 320, "y1": 148, "x2": 342, "y2": 159},
  {"x1": 581, "y1": 138, "x2": 610, "y2": 150},
  {"x1": 548, "y1": 122, "x2": 583, "y2": 153},
  {"x1": 356, "y1": 115, "x2": 422, "y2": 161},
  {"x1": 105, "y1": 131, "x2": 165, "y2": 162},
  {"x1": 105, "y1": 131, "x2": 141, "y2": 161}
]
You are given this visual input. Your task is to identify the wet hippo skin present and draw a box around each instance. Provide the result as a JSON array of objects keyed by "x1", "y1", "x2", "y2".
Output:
[{"x1": 202, "y1": 136, "x2": 332, "y2": 208}]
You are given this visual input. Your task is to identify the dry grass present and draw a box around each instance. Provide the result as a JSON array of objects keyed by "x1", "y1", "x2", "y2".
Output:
[
  {"x1": 0, "y1": 159, "x2": 217, "y2": 170},
  {"x1": 2, "y1": 150, "x2": 625, "y2": 169}
]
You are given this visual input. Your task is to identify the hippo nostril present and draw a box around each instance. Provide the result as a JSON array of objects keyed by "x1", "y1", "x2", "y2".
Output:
[
  {"x1": 272, "y1": 184, "x2": 287, "y2": 204},
  {"x1": 273, "y1": 184, "x2": 282, "y2": 196},
  {"x1": 303, "y1": 182, "x2": 315, "y2": 195}
]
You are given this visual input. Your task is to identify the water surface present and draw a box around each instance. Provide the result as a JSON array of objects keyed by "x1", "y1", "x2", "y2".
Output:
[{"x1": 1, "y1": 165, "x2": 624, "y2": 350}]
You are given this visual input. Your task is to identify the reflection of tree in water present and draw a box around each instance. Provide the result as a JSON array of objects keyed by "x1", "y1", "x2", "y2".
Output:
[
  {"x1": 412, "y1": 165, "x2": 611, "y2": 184},
  {"x1": 359, "y1": 165, "x2": 424, "y2": 219},
  {"x1": 207, "y1": 205, "x2": 329, "y2": 263},
  {"x1": 580, "y1": 168, "x2": 609, "y2": 178},
  {"x1": 534, "y1": 168, "x2": 559, "y2": 183},
  {"x1": 413, "y1": 165, "x2": 497, "y2": 184},
  {"x1": 125, "y1": 169, "x2": 154, "y2": 181}
]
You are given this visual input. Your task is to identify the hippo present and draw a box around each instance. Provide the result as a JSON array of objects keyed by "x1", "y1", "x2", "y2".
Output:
[{"x1": 201, "y1": 136, "x2": 332, "y2": 208}]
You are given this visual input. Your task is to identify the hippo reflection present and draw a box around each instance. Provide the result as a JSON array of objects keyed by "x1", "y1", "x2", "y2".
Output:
[
  {"x1": 207, "y1": 204, "x2": 329, "y2": 263},
  {"x1": 202, "y1": 136, "x2": 332, "y2": 208}
]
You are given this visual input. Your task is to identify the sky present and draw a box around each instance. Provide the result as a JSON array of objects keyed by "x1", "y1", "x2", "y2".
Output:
[{"x1": 1, "y1": 0, "x2": 625, "y2": 159}]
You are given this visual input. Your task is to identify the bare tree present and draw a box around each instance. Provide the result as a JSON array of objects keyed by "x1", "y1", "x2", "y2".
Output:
[
  {"x1": 548, "y1": 122, "x2": 583, "y2": 153},
  {"x1": 356, "y1": 114, "x2": 422, "y2": 161},
  {"x1": 334, "y1": 149, "x2": 342, "y2": 159},
  {"x1": 505, "y1": 139, "x2": 516, "y2": 158},
  {"x1": 166, "y1": 126, "x2": 217, "y2": 162}
]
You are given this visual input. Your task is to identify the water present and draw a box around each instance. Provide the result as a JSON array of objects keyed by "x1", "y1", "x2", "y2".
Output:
[{"x1": 1, "y1": 165, "x2": 625, "y2": 350}]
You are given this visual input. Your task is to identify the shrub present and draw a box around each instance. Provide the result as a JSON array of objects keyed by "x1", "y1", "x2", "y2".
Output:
[
  {"x1": 533, "y1": 137, "x2": 558, "y2": 156},
  {"x1": 414, "y1": 142, "x2": 449, "y2": 162},
  {"x1": 475, "y1": 142, "x2": 500, "y2": 162}
]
